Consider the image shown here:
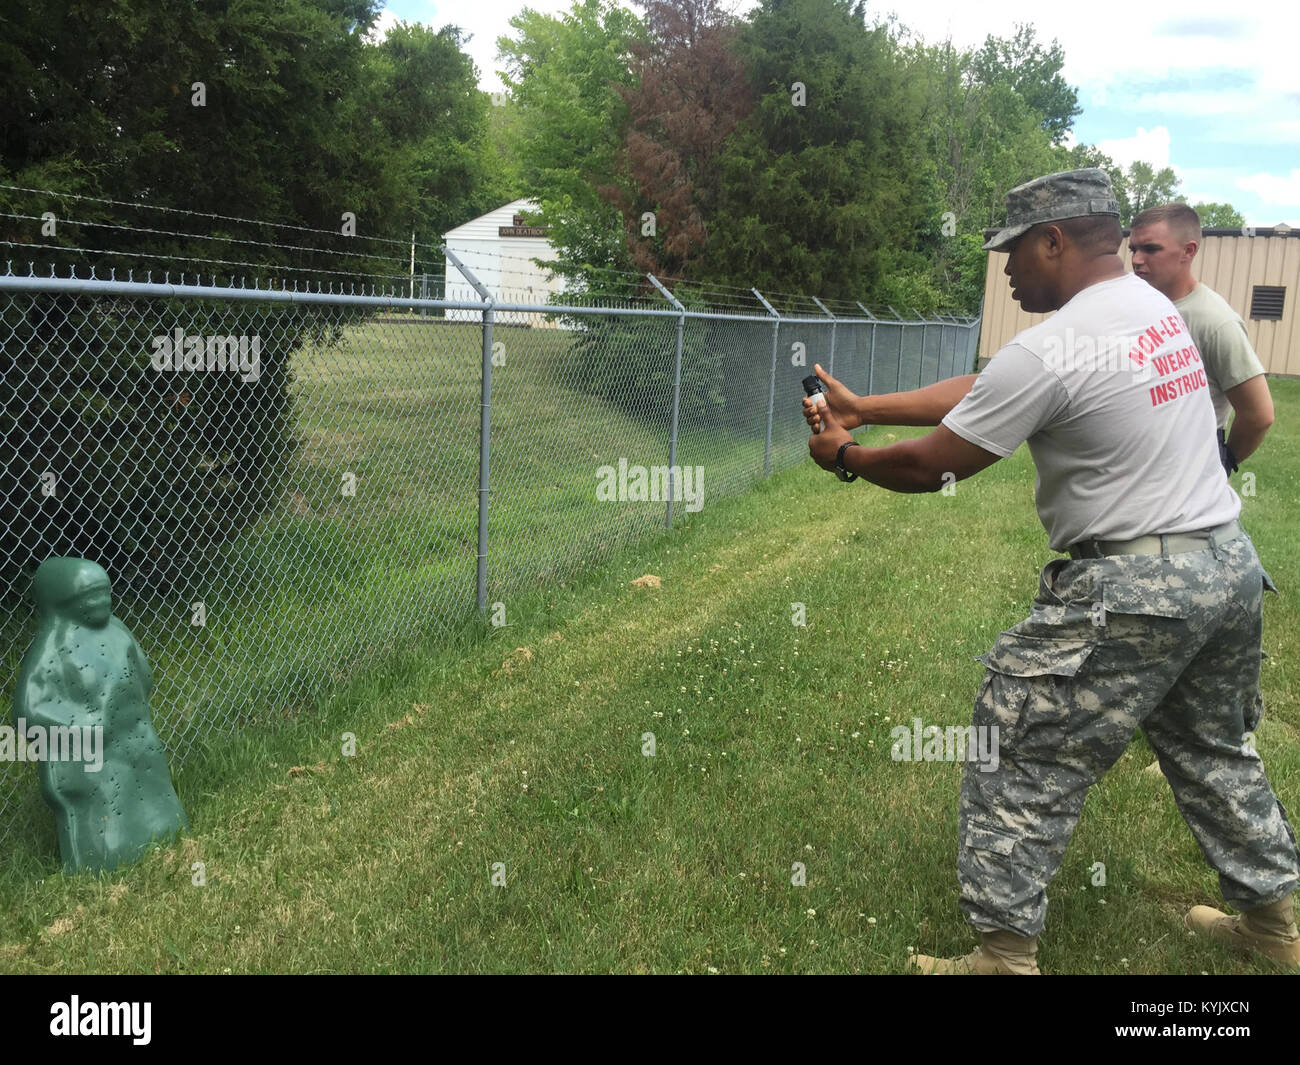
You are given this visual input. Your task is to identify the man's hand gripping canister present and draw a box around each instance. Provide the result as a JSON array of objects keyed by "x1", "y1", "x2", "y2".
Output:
[{"x1": 803, "y1": 374, "x2": 828, "y2": 434}]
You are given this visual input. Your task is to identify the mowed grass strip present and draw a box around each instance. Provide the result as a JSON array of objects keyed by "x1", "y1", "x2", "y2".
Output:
[{"x1": 2, "y1": 380, "x2": 1298, "y2": 974}]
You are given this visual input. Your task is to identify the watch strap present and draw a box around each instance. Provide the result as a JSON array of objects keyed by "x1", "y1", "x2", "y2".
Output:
[{"x1": 835, "y1": 441, "x2": 859, "y2": 482}]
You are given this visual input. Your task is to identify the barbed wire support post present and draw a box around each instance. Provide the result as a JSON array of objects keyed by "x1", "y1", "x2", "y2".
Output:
[
  {"x1": 443, "y1": 244, "x2": 496, "y2": 614},
  {"x1": 753, "y1": 288, "x2": 781, "y2": 478},
  {"x1": 648, "y1": 274, "x2": 685, "y2": 529}
]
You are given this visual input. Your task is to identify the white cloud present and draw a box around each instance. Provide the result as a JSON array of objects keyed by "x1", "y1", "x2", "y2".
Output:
[
  {"x1": 866, "y1": 2, "x2": 1300, "y2": 117},
  {"x1": 365, "y1": 7, "x2": 401, "y2": 43},
  {"x1": 1096, "y1": 126, "x2": 1172, "y2": 170},
  {"x1": 1237, "y1": 169, "x2": 1300, "y2": 205},
  {"x1": 1128, "y1": 90, "x2": 1243, "y2": 117}
]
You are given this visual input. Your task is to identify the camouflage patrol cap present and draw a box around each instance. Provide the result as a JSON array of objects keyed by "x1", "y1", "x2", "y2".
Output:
[{"x1": 983, "y1": 168, "x2": 1120, "y2": 251}]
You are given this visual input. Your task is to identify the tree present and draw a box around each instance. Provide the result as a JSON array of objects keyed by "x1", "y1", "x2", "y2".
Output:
[
  {"x1": 1111, "y1": 161, "x2": 1182, "y2": 225},
  {"x1": 1193, "y1": 201, "x2": 1246, "y2": 228},
  {"x1": 496, "y1": 0, "x2": 647, "y2": 296},
  {"x1": 598, "y1": 0, "x2": 755, "y2": 281},
  {"x1": 360, "y1": 21, "x2": 515, "y2": 278},
  {"x1": 0, "y1": 0, "x2": 511, "y2": 599},
  {"x1": 696, "y1": 0, "x2": 940, "y2": 306},
  {"x1": 971, "y1": 24, "x2": 1080, "y2": 143},
  {"x1": 904, "y1": 36, "x2": 1063, "y2": 311},
  {"x1": 0, "y1": 0, "x2": 466, "y2": 279}
]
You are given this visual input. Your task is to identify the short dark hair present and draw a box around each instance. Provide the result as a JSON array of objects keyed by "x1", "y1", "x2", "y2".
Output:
[
  {"x1": 1052, "y1": 214, "x2": 1123, "y2": 255},
  {"x1": 1131, "y1": 203, "x2": 1202, "y2": 245}
]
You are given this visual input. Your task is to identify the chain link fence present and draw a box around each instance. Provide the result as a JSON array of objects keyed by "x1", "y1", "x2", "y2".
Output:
[{"x1": 0, "y1": 259, "x2": 979, "y2": 843}]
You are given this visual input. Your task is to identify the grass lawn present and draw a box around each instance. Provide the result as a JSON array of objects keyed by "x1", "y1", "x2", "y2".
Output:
[{"x1": 1, "y1": 377, "x2": 1297, "y2": 975}]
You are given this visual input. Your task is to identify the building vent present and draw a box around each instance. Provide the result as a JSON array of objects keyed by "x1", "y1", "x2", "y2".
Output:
[{"x1": 1249, "y1": 286, "x2": 1286, "y2": 321}]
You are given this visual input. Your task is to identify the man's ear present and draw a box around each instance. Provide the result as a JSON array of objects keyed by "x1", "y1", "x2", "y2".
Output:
[{"x1": 1041, "y1": 223, "x2": 1066, "y2": 258}]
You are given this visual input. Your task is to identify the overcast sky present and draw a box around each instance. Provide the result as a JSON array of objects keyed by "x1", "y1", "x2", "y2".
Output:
[{"x1": 375, "y1": 0, "x2": 1300, "y2": 225}]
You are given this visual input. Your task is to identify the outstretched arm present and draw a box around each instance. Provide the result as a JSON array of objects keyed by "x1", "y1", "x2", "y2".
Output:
[
  {"x1": 802, "y1": 363, "x2": 979, "y2": 431},
  {"x1": 859, "y1": 374, "x2": 979, "y2": 427}
]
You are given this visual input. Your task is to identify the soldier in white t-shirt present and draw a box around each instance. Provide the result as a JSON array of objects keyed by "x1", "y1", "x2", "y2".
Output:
[{"x1": 805, "y1": 168, "x2": 1299, "y2": 974}]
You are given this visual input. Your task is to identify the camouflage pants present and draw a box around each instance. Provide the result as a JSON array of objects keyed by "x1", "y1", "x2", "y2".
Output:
[{"x1": 959, "y1": 528, "x2": 1298, "y2": 937}]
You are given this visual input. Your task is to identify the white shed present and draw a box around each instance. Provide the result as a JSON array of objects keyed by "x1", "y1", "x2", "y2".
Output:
[{"x1": 442, "y1": 198, "x2": 569, "y2": 323}]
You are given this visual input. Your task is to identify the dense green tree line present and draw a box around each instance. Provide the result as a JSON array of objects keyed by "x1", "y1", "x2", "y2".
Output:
[
  {"x1": 0, "y1": 0, "x2": 1245, "y2": 308},
  {"x1": 496, "y1": 0, "x2": 1245, "y2": 314}
]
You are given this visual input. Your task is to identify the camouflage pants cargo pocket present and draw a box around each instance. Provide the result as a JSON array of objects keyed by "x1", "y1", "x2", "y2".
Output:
[
  {"x1": 962, "y1": 817, "x2": 1034, "y2": 923},
  {"x1": 974, "y1": 634, "x2": 1099, "y2": 753}
]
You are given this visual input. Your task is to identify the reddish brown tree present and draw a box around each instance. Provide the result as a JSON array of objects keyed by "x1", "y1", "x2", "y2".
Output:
[{"x1": 598, "y1": 0, "x2": 754, "y2": 283}]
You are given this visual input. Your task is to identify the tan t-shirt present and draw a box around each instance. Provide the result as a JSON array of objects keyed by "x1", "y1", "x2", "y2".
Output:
[{"x1": 1174, "y1": 282, "x2": 1265, "y2": 430}]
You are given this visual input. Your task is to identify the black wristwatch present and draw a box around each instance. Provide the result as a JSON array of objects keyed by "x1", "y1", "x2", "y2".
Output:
[{"x1": 834, "y1": 441, "x2": 859, "y2": 482}]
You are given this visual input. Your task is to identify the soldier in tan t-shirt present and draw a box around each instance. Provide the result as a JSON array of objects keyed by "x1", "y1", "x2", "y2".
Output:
[{"x1": 1130, "y1": 203, "x2": 1274, "y2": 474}]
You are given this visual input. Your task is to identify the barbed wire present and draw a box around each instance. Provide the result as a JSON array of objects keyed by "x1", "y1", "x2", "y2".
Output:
[
  {"x1": 0, "y1": 211, "x2": 413, "y2": 267},
  {"x1": 0, "y1": 183, "x2": 430, "y2": 251},
  {"x1": 0, "y1": 240, "x2": 418, "y2": 286},
  {"x1": 1, "y1": 186, "x2": 973, "y2": 320},
  {"x1": 443, "y1": 247, "x2": 888, "y2": 315},
  {"x1": 0, "y1": 261, "x2": 437, "y2": 300}
]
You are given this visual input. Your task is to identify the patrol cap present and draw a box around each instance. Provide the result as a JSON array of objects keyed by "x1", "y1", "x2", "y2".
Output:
[{"x1": 983, "y1": 168, "x2": 1120, "y2": 251}]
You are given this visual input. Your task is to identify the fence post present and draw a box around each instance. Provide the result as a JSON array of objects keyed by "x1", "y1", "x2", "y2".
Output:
[
  {"x1": 886, "y1": 305, "x2": 903, "y2": 393},
  {"x1": 443, "y1": 245, "x2": 495, "y2": 614},
  {"x1": 811, "y1": 296, "x2": 836, "y2": 378},
  {"x1": 916, "y1": 309, "x2": 930, "y2": 388},
  {"x1": 648, "y1": 274, "x2": 685, "y2": 528},
  {"x1": 854, "y1": 302, "x2": 877, "y2": 400},
  {"x1": 754, "y1": 288, "x2": 781, "y2": 478}
]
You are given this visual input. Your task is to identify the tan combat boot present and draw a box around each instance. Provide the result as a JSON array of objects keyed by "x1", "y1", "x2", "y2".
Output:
[
  {"x1": 909, "y1": 929, "x2": 1041, "y2": 974},
  {"x1": 1186, "y1": 894, "x2": 1300, "y2": 968}
]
